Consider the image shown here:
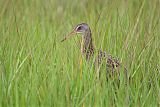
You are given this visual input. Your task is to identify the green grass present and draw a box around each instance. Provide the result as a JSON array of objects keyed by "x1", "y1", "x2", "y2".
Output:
[{"x1": 0, "y1": 0, "x2": 160, "y2": 106}]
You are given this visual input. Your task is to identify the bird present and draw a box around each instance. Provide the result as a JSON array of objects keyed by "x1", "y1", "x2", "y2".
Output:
[{"x1": 61, "y1": 23, "x2": 125, "y2": 79}]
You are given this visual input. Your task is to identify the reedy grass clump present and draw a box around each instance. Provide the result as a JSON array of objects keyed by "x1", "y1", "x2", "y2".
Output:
[{"x1": 0, "y1": 0, "x2": 160, "y2": 106}]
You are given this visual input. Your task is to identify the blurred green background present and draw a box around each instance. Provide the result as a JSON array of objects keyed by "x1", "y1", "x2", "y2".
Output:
[{"x1": 0, "y1": 0, "x2": 160, "y2": 106}]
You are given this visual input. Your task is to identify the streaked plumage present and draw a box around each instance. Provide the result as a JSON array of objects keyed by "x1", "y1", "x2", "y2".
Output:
[{"x1": 61, "y1": 23, "x2": 122, "y2": 78}]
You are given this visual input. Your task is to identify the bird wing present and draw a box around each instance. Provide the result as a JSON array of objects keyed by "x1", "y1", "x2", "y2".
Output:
[{"x1": 94, "y1": 49, "x2": 121, "y2": 77}]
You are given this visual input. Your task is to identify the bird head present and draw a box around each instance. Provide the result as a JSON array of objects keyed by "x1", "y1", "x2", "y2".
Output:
[{"x1": 61, "y1": 23, "x2": 89, "y2": 42}]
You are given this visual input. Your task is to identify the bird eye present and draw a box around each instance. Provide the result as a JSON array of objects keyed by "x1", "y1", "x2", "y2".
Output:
[{"x1": 76, "y1": 26, "x2": 82, "y2": 31}]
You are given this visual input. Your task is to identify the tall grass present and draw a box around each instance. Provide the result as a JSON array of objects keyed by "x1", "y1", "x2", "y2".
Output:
[{"x1": 0, "y1": 0, "x2": 160, "y2": 106}]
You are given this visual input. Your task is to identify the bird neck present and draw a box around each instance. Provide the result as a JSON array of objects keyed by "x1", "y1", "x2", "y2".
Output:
[{"x1": 81, "y1": 28, "x2": 94, "y2": 61}]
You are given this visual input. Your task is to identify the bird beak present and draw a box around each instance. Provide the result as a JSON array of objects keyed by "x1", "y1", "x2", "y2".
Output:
[{"x1": 61, "y1": 30, "x2": 76, "y2": 42}]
